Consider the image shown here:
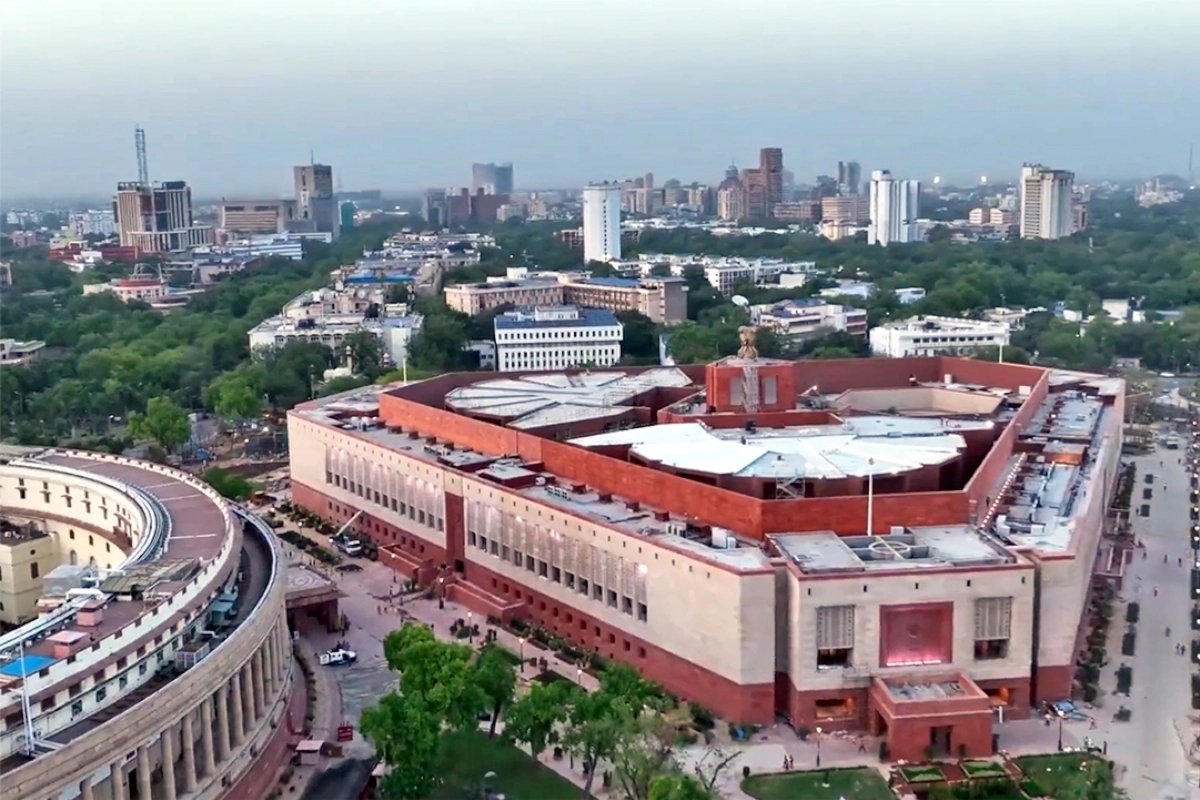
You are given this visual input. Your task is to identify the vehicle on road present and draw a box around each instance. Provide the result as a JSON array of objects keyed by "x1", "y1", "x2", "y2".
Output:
[
  {"x1": 331, "y1": 532, "x2": 363, "y2": 557},
  {"x1": 320, "y1": 647, "x2": 358, "y2": 666}
]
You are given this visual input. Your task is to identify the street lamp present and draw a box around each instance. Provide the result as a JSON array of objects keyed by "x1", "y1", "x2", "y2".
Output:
[
  {"x1": 576, "y1": 667, "x2": 583, "y2": 685},
  {"x1": 815, "y1": 727, "x2": 823, "y2": 768},
  {"x1": 467, "y1": 611, "x2": 474, "y2": 642},
  {"x1": 1055, "y1": 709, "x2": 1064, "y2": 751},
  {"x1": 519, "y1": 637, "x2": 526, "y2": 673}
]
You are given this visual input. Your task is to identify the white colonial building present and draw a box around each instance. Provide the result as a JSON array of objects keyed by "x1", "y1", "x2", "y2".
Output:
[
  {"x1": 869, "y1": 316, "x2": 1011, "y2": 358},
  {"x1": 494, "y1": 306, "x2": 623, "y2": 372}
]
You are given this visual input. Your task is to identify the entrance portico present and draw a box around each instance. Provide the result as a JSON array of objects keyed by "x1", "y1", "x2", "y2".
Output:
[{"x1": 869, "y1": 673, "x2": 993, "y2": 762}]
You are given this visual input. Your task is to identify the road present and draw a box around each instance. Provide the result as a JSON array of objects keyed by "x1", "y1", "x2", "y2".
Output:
[{"x1": 1097, "y1": 447, "x2": 1197, "y2": 800}]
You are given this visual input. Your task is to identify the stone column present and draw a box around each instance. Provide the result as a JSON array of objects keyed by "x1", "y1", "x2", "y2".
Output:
[
  {"x1": 110, "y1": 761, "x2": 128, "y2": 800},
  {"x1": 201, "y1": 696, "x2": 218, "y2": 776},
  {"x1": 230, "y1": 673, "x2": 245, "y2": 745},
  {"x1": 240, "y1": 664, "x2": 255, "y2": 727},
  {"x1": 80, "y1": 778, "x2": 95, "y2": 800},
  {"x1": 253, "y1": 650, "x2": 267, "y2": 717},
  {"x1": 263, "y1": 637, "x2": 276, "y2": 696},
  {"x1": 161, "y1": 727, "x2": 178, "y2": 800},
  {"x1": 136, "y1": 745, "x2": 152, "y2": 800},
  {"x1": 215, "y1": 685, "x2": 231, "y2": 761},
  {"x1": 182, "y1": 711, "x2": 198, "y2": 792}
]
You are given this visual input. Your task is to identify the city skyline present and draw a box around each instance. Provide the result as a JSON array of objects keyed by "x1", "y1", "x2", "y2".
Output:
[{"x1": 2, "y1": 0, "x2": 1199, "y2": 199}]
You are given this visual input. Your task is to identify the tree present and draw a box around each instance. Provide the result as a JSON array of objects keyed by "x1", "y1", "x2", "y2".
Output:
[
  {"x1": 380, "y1": 623, "x2": 486, "y2": 729},
  {"x1": 343, "y1": 330, "x2": 386, "y2": 379},
  {"x1": 473, "y1": 645, "x2": 518, "y2": 737},
  {"x1": 563, "y1": 690, "x2": 628, "y2": 795},
  {"x1": 690, "y1": 746, "x2": 740, "y2": 795},
  {"x1": 503, "y1": 680, "x2": 575, "y2": 757},
  {"x1": 360, "y1": 693, "x2": 440, "y2": 800},
  {"x1": 609, "y1": 711, "x2": 679, "y2": 800},
  {"x1": 204, "y1": 371, "x2": 262, "y2": 425},
  {"x1": 617, "y1": 311, "x2": 659, "y2": 362},
  {"x1": 647, "y1": 775, "x2": 715, "y2": 800},
  {"x1": 407, "y1": 311, "x2": 471, "y2": 372},
  {"x1": 201, "y1": 467, "x2": 258, "y2": 500},
  {"x1": 128, "y1": 395, "x2": 190, "y2": 453}
]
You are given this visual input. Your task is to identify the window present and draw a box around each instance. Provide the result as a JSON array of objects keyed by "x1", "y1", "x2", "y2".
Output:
[
  {"x1": 607, "y1": 590, "x2": 618, "y2": 608},
  {"x1": 816, "y1": 605, "x2": 855, "y2": 668},
  {"x1": 30, "y1": 562, "x2": 39, "y2": 579},
  {"x1": 71, "y1": 700, "x2": 84, "y2": 718},
  {"x1": 537, "y1": 560, "x2": 547, "y2": 578},
  {"x1": 974, "y1": 597, "x2": 1012, "y2": 660},
  {"x1": 579, "y1": 578, "x2": 589, "y2": 595},
  {"x1": 551, "y1": 566, "x2": 561, "y2": 583},
  {"x1": 637, "y1": 602, "x2": 648, "y2": 622},
  {"x1": 565, "y1": 572, "x2": 575, "y2": 589}
]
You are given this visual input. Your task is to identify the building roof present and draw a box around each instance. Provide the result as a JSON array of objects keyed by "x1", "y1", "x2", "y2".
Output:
[
  {"x1": 571, "y1": 417, "x2": 991, "y2": 481},
  {"x1": 444, "y1": 369, "x2": 693, "y2": 430},
  {"x1": 774, "y1": 526, "x2": 1015, "y2": 573},
  {"x1": 494, "y1": 307, "x2": 619, "y2": 330}
]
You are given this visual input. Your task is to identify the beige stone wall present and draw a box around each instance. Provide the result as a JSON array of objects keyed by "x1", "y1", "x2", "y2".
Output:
[
  {"x1": 0, "y1": 535, "x2": 56, "y2": 625},
  {"x1": 460, "y1": 475, "x2": 778, "y2": 686},
  {"x1": 787, "y1": 564, "x2": 1036, "y2": 691},
  {"x1": 288, "y1": 416, "x2": 448, "y2": 549}
]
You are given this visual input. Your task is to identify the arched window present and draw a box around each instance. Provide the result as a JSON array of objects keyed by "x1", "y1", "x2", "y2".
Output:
[{"x1": 69, "y1": 550, "x2": 78, "y2": 566}]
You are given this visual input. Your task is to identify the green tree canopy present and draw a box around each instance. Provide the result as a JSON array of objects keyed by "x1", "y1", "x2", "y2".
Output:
[{"x1": 128, "y1": 395, "x2": 190, "y2": 453}]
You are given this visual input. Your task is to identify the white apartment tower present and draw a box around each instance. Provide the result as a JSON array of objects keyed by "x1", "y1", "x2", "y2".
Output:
[
  {"x1": 582, "y1": 183, "x2": 622, "y2": 263},
  {"x1": 1019, "y1": 164, "x2": 1074, "y2": 240},
  {"x1": 867, "y1": 170, "x2": 921, "y2": 246}
]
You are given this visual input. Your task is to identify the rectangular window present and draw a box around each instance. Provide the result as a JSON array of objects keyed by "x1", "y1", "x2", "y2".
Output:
[
  {"x1": 579, "y1": 578, "x2": 589, "y2": 595},
  {"x1": 974, "y1": 597, "x2": 1012, "y2": 660},
  {"x1": 565, "y1": 572, "x2": 575, "y2": 589},
  {"x1": 816, "y1": 605, "x2": 855, "y2": 668},
  {"x1": 637, "y1": 602, "x2": 648, "y2": 622}
]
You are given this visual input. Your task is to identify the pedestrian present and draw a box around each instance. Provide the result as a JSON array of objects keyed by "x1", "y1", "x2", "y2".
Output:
[
  {"x1": 858, "y1": 738, "x2": 867, "y2": 753},
  {"x1": 782, "y1": 755, "x2": 789, "y2": 771},
  {"x1": 1180, "y1": 557, "x2": 1184, "y2": 567},
  {"x1": 1165, "y1": 554, "x2": 1169, "y2": 564},
  {"x1": 1154, "y1": 586, "x2": 1159, "y2": 597}
]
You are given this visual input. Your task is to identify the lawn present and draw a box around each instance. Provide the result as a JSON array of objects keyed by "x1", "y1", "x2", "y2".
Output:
[
  {"x1": 900, "y1": 764, "x2": 946, "y2": 783},
  {"x1": 742, "y1": 767, "x2": 894, "y2": 800},
  {"x1": 426, "y1": 730, "x2": 586, "y2": 800},
  {"x1": 1015, "y1": 753, "x2": 1108, "y2": 796},
  {"x1": 961, "y1": 760, "x2": 1009, "y2": 779}
]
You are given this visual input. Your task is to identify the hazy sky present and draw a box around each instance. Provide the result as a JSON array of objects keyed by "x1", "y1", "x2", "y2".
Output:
[{"x1": 2, "y1": 0, "x2": 1199, "y2": 200}]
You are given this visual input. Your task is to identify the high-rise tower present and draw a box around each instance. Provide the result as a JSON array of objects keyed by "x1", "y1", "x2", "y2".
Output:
[
  {"x1": 293, "y1": 163, "x2": 340, "y2": 238},
  {"x1": 582, "y1": 183, "x2": 622, "y2": 263},
  {"x1": 867, "y1": 170, "x2": 921, "y2": 246},
  {"x1": 1018, "y1": 164, "x2": 1074, "y2": 240}
]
